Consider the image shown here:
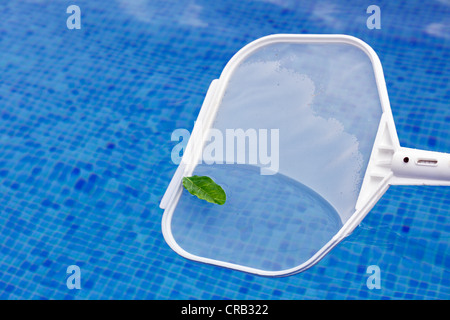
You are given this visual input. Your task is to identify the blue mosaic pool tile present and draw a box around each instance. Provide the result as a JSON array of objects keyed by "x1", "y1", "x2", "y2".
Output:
[{"x1": 0, "y1": 0, "x2": 448, "y2": 300}]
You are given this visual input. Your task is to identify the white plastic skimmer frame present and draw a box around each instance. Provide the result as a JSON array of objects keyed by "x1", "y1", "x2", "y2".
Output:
[{"x1": 160, "y1": 34, "x2": 450, "y2": 277}]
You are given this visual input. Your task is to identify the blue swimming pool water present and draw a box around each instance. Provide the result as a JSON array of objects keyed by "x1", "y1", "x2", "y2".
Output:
[{"x1": 0, "y1": 0, "x2": 448, "y2": 299}]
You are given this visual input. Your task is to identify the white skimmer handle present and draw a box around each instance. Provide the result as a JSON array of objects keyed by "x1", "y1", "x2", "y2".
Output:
[{"x1": 391, "y1": 147, "x2": 450, "y2": 186}]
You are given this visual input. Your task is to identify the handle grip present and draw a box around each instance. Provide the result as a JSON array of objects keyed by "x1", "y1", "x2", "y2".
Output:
[{"x1": 391, "y1": 147, "x2": 450, "y2": 185}]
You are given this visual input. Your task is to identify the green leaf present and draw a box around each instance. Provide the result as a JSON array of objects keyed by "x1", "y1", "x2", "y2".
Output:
[{"x1": 182, "y1": 175, "x2": 226, "y2": 205}]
